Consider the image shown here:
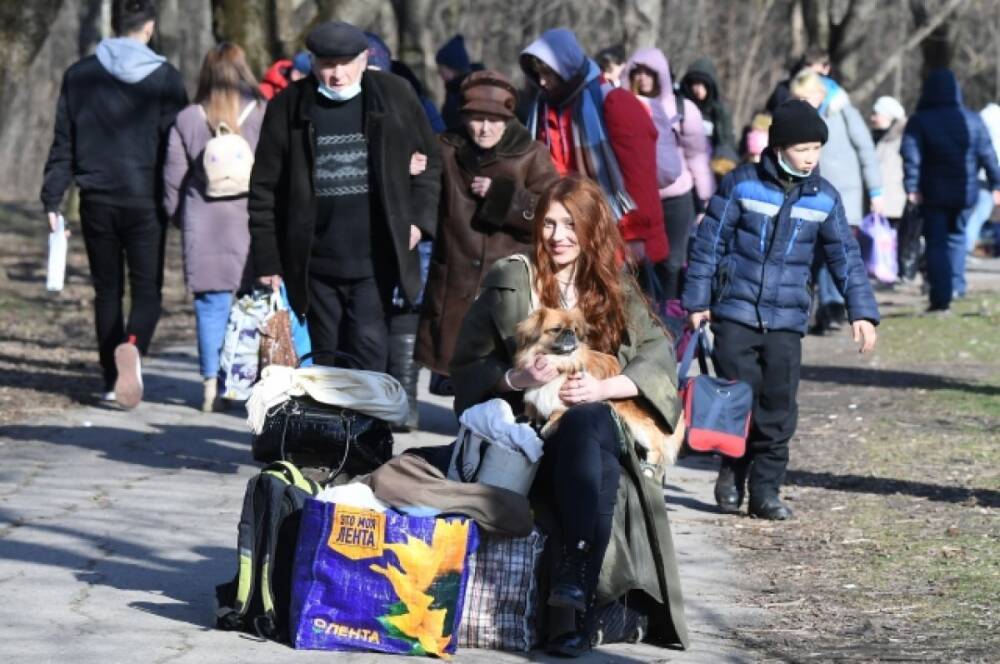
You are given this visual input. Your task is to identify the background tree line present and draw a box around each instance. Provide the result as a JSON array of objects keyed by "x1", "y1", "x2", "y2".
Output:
[{"x1": 1, "y1": 0, "x2": 997, "y2": 201}]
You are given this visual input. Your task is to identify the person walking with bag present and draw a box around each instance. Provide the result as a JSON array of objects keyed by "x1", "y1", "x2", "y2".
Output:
[
  {"x1": 163, "y1": 43, "x2": 266, "y2": 412},
  {"x1": 791, "y1": 69, "x2": 883, "y2": 332},
  {"x1": 683, "y1": 101, "x2": 879, "y2": 520},
  {"x1": 869, "y1": 96, "x2": 916, "y2": 281},
  {"x1": 40, "y1": 0, "x2": 188, "y2": 409},
  {"x1": 451, "y1": 177, "x2": 687, "y2": 656},
  {"x1": 415, "y1": 71, "x2": 558, "y2": 394},
  {"x1": 249, "y1": 21, "x2": 441, "y2": 372},
  {"x1": 901, "y1": 69, "x2": 1000, "y2": 311},
  {"x1": 622, "y1": 48, "x2": 715, "y2": 301}
]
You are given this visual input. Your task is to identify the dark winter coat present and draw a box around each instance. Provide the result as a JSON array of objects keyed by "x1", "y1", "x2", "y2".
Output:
[
  {"x1": 680, "y1": 57, "x2": 737, "y2": 157},
  {"x1": 40, "y1": 53, "x2": 187, "y2": 212},
  {"x1": 415, "y1": 122, "x2": 558, "y2": 375},
  {"x1": 901, "y1": 69, "x2": 1000, "y2": 210},
  {"x1": 683, "y1": 150, "x2": 880, "y2": 333},
  {"x1": 247, "y1": 71, "x2": 442, "y2": 314}
]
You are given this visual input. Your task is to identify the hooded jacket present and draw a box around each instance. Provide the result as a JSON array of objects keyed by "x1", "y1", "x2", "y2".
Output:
[
  {"x1": 683, "y1": 150, "x2": 879, "y2": 333},
  {"x1": 520, "y1": 30, "x2": 667, "y2": 263},
  {"x1": 817, "y1": 82, "x2": 882, "y2": 224},
  {"x1": 622, "y1": 48, "x2": 714, "y2": 202},
  {"x1": 41, "y1": 38, "x2": 188, "y2": 212},
  {"x1": 680, "y1": 57, "x2": 737, "y2": 156},
  {"x1": 901, "y1": 69, "x2": 1000, "y2": 209}
]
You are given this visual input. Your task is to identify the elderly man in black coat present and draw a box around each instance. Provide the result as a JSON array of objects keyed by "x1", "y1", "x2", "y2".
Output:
[{"x1": 249, "y1": 21, "x2": 441, "y2": 371}]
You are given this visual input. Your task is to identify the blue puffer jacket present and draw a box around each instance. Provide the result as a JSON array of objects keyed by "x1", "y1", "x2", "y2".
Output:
[
  {"x1": 901, "y1": 69, "x2": 1000, "y2": 209},
  {"x1": 683, "y1": 151, "x2": 879, "y2": 333}
]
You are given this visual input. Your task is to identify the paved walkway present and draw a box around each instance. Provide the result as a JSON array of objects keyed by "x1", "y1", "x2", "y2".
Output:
[{"x1": 0, "y1": 351, "x2": 760, "y2": 663}]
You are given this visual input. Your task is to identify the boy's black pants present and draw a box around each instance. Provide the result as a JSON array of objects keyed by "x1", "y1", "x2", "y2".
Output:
[
  {"x1": 711, "y1": 319, "x2": 801, "y2": 499},
  {"x1": 80, "y1": 199, "x2": 166, "y2": 388}
]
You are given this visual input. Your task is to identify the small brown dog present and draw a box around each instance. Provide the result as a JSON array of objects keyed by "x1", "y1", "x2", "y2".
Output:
[{"x1": 514, "y1": 307, "x2": 685, "y2": 477}]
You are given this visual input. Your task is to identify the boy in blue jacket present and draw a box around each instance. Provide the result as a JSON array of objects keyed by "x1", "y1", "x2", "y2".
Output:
[{"x1": 682, "y1": 100, "x2": 879, "y2": 520}]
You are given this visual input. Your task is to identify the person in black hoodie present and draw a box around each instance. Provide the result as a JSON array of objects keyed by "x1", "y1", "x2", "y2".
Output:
[
  {"x1": 680, "y1": 57, "x2": 740, "y2": 178},
  {"x1": 249, "y1": 21, "x2": 441, "y2": 373},
  {"x1": 40, "y1": 0, "x2": 188, "y2": 410}
]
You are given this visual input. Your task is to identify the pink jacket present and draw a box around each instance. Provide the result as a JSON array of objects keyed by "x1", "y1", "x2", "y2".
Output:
[{"x1": 622, "y1": 48, "x2": 714, "y2": 202}]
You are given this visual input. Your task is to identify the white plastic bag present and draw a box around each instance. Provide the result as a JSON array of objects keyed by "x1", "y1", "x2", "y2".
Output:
[
  {"x1": 46, "y1": 214, "x2": 67, "y2": 292},
  {"x1": 217, "y1": 290, "x2": 271, "y2": 400}
]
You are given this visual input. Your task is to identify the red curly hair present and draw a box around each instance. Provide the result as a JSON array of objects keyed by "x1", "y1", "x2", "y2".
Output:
[{"x1": 532, "y1": 176, "x2": 629, "y2": 355}]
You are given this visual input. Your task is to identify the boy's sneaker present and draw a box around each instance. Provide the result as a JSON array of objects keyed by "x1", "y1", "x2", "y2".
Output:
[
  {"x1": 113, "y1": 340, "x2": 143, "y2": 409},
  {"x1": 100, "y1": 390, "x2": 116, "y2": 403}
]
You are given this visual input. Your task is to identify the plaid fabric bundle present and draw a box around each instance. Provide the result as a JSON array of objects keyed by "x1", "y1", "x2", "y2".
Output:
[{"x1": 457, "y1": 529, "x2": 546, "y2": 651}]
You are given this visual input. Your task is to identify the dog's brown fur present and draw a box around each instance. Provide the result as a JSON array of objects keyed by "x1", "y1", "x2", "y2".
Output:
[{"x1": 514, "y1": 307, "x2": 685, "y2": 478}]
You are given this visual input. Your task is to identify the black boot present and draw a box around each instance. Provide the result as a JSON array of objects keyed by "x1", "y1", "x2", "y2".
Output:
[
  {"x1": 387, "y1": 313, "x2": 420, "y2": 432},
  {"x1": 548, "y1": 540, "x2": 591, "y2": 612},
  {"x1": 748, "y1": 494, "x2": 793, "y2": 520},
  {"x1": 546, "y1": 628, "x2": 592, "y2": 658},
  {"x1": 714, "y1": 459, "x2": 746, "y2": 514}
]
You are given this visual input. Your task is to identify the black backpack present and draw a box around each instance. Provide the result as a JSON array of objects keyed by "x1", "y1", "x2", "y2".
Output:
[{"x1": 215, "y1": 461, "x2": 320, "y2": 641}]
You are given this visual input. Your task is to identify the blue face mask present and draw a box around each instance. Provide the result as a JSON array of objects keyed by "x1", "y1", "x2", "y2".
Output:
[
  {"x1": 777, "y1": 150, "x2": 812, "y2": 178},
  {"x1": 317, "y1": 79, "x2": 362, "y2": 102}
]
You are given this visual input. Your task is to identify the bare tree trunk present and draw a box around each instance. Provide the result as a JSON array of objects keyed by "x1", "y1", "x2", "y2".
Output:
[
  {"x1": 790, "y1": 0, "x2": 807, "y2": 58},
  {"x1": 620, "y1": 0, "x2": 661, "y2": 48},
  {"x1": 213, "y1": 0, "x2": 275, "y2": 77},
  {"x1": 0, "y1": 0, "x2": 90, "y2": 203},
  {"x1": 733, "y1": 0, "x2": 777, "y2": 130},
  {"x1": 852, "y1": 0, "x2": 967, "y2": 101}
]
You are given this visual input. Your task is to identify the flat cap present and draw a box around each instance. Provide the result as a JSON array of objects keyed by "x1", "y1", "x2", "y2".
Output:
[{"x1": 306, "y1": 21, "x2": 368, "y2": 59}]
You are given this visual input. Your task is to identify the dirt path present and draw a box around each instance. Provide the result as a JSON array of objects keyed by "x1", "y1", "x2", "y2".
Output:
[{"x1": 719, "y1": 265, "x2": 999, "y2": 662}]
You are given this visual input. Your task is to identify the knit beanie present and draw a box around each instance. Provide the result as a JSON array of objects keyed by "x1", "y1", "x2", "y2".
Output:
[
  {"x1": 768, "y1": 99, "x2": 828, "y2": 147},
  {"x1": 291, "y1": 51, "x2": 312, "y2": 75},
  {"x1": 365, "y1": 32, "x2": 392, "y2": 71},
  {"x1": 436, "y1": 34, "x2": 471, "y2": 73},
  {"x1": 872, "y1": 95, "x2": 906, "y2": 121}
]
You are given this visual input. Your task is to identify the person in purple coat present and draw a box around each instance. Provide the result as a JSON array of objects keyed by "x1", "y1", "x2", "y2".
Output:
[{"x1": 163, "y1": 43, "x2": 266, "y2": 412}]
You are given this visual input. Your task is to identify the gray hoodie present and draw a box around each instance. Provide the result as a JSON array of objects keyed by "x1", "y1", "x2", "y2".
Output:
[{"x1": 95, "y1": 37, "x2": 166, "y2": 84}]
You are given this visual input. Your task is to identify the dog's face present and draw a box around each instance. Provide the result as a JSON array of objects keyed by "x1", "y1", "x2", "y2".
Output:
[{"x1": 515, "y1": 307, "x2": 590, "y2": 357}]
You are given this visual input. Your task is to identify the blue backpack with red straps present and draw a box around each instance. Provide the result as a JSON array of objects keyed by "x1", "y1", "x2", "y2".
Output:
[{"x1": 677, "y1": 324, "x2": 752, "y2": 458}]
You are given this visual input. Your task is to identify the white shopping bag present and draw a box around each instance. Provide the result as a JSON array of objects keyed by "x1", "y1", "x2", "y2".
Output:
[{"x1": 47, "y1": 214, "x2": 67, "y2": 292}]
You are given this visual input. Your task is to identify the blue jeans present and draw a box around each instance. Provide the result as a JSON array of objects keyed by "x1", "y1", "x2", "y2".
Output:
[
  {"x1": 194, "y1": 291, "x2": 233, "y2": 379},
  {"x1": 964, "y1": 188, "x2": 995, "y2": 253},
  {"x1": 922, "y1": 206, "x2": 971, "y2": 308}
]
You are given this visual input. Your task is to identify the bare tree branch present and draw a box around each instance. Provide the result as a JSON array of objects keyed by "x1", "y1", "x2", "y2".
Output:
[{"x1": 852, "y1": 0, "x2": 967, "y2": 101}]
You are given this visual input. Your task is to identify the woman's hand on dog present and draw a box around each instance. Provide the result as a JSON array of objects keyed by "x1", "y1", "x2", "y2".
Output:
[
  {"x1": 559, "y1": 371, "x2": 606, "y2": 404},
  {"x1": 508, "y1": 355, "x2": 561, "y2": 390}
]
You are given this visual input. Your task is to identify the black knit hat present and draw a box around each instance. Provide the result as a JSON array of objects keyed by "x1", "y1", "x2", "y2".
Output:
[
  {"x1": 768, "y1": 100, "x2": 828, "y2": 147},
  {"x1": 306, "y1": 21, "x2": 368, "y2": 59}
]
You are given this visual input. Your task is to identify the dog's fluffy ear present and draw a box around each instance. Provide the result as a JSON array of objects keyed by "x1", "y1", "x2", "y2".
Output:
[{"x1": 515, "y1": 308, "x2": 546, "y2": 349}]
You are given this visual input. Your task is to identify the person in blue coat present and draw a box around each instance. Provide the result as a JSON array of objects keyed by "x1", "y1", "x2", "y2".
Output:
[
  {"x1": 901, "y1": 69, "x2": 1000, "y2": 311},
  {"x1": 683, "y1": 100, "x2": 879, "y2": 520}
]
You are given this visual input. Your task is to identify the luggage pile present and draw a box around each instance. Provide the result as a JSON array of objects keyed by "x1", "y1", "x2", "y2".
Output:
[{"x1": 216, "y1": 381, "x2": 662, "y2": 657}]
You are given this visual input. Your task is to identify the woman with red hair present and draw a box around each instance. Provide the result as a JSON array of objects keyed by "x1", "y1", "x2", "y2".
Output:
[{"x1": 451, "y1": 176, "x2": 687, "y2": 655}]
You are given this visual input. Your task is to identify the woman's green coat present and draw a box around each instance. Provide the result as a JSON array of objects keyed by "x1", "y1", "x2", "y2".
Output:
[{"x1": 450, "y1": 255, "x2": 689, "y2": 649}]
